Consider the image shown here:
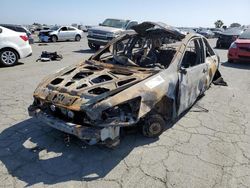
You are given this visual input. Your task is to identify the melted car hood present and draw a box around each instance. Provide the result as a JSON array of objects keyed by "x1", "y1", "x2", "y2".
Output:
[{"x1": 34, "y1": 61, "x2": 158, "y2": 110}]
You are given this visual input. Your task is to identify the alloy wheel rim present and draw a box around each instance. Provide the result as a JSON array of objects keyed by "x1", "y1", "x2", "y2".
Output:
[{"x1": 1, "y1": 51, "x2": 16, "y2": 65}]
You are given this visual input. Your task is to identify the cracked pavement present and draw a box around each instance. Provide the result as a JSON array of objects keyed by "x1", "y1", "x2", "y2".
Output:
[{"x1": 0, "y1": 38, "x2": 249, "y2": 188}]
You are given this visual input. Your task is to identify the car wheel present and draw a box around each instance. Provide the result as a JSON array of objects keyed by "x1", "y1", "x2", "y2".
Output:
[
  {"x1": 75, "y1": 35, "x2": 81, "y2": 41},
  {"x1": 51, "y1": 35, "x2": 58, "y2": 42},
  {"x1": 0, "y1": 49, "x2": 18, "y2": 67},
  {"x1": 88, "y1": 42, "x2": 100, "y2": 51},
  {"x1": 142, "y1": 114, "x2": 165, "y2": 138}
]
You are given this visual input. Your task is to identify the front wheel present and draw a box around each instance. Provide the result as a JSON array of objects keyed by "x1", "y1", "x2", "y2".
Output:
[
  {"x1": 142, "y1": 114, "x2": 165, "y2": 138},
  {"x1": 51, "y1": 35, "x2": 58, "y2": 42},
  {"x1": 88, "y1": 42, "x2": 100, "y2": 51},
  {"x1": 75, "y1": 35, "x2": 81, "y2": 41},
  {"x1": 0, "y1": 49, "x2": 18, "y2": 67}
]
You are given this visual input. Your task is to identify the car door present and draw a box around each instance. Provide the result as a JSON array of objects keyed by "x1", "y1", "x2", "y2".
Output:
[
  {"x1": 177, "y1": 37, "x2": 208, "y2": 115},
  {"x1": 57, "y1": 27, "x2": 68, "y2": 41},
  {"x1": 67, "y1": 27, "x2": 77, "y2": 40}
]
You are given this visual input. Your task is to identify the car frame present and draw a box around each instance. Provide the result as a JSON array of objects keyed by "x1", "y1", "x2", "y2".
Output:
[{"x1": 28, "y1": 22, "x2": 220, "y2": 147}]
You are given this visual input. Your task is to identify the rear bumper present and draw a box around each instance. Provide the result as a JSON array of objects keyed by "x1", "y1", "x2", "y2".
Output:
[
  {"x1": 228, "y1": 49, "x2": 250, "y2": 62},
  {"x1": 39, "y1": 35, "x2": 51, "y2": 42},
  {"x1": 28, "y1": 105, "x2": 120, "y2": 144}
]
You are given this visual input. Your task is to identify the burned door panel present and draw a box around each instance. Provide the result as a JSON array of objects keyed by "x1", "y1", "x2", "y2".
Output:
[{"x1": 177, "y1": 38, "x2": 208, "y2": 115}]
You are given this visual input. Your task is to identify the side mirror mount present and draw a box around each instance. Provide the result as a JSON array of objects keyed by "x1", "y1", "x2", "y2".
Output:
[
  {"x1": 99, "y1": 23, "x2": 102, "y2": 26},
  {"x1": 179, "y1": 67, "x2": 187, "y2": 74}
]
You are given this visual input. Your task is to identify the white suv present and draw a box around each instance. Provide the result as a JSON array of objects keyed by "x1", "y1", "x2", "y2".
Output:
[
  {"x1": 0, "y1": 26, "x2": 32, "y2": 66},
  {"x1": 38, "y1": 26, "x2": 84, "y2": 42}
]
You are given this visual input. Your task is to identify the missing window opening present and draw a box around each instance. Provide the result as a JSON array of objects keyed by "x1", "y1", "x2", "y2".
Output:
[
  {"x1": 88, "y1": 87, "x2": 110, "y2": 95},
  {"x1": 91, "y1": 75, "x2": 113, "y2": 83},
  {"x1": 73, "y1": 72, "x2": 93, "y2": 80},
  {"x1": 76, "y1": 83, "x2": 88, "y2": 89},
  {"x1": 65, "y1": 81, "x2": 74, "y2": 87},
  {"x1": 117, "y1": 78, "x2": 136, "y2": 86},
  {"x1": 51, "y1": 78, "x2": 64, "y2": 85}
]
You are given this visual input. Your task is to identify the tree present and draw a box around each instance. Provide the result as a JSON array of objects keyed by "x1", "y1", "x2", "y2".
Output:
[
  {"x1": 214, "y1": 20, "x2": 224, "y2": 28},
  {"x1": 230, "y1": 23, "x2": 241, "y2": 28}
]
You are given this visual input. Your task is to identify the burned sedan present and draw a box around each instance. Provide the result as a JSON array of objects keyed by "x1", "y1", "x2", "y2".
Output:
[{"x1": 28, "y1": 22, "x2": 220, "y2": 147}]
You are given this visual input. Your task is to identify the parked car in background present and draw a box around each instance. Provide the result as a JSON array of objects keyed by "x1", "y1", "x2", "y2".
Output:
[
  {"x1": 197, "y1": 29, "x2": 214, "y2": 38},
  {"x1": 38, "y1": 26, "x2": 83, "y2": 42},
  {"x1": 228, "y1": 30, "x2": 250, "y2": 63},
  {"x1": 0, "y1": 24, "x2": 34, "y2": 44},
  {"x1": 178, "y1": 28, "x2": 196, "y2": 35},
  {"x1": 216, "y1": 28, "x2": 244, "y2": 48},
  {"x1": 29, "y1": 22, "x2": 221, "y2": 147},
  {"x1": 87, "y1": 18, "x2": 138, "y2": 50},
  {"x1": 210, "y1": 28, "x2": 224, "y2": 38},
  {"x1": 0, "y1": 26, "x2": 32, "y2": 66}
]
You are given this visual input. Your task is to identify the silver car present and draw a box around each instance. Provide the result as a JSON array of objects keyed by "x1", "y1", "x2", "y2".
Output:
[{"x1": 38, "y1": 26, "x2": 83, "y2": 42}]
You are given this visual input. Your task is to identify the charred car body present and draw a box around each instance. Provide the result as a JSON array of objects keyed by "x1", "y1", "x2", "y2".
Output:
[{"x1": 29, "y1": 22, "x2": 220, "y2": 146}]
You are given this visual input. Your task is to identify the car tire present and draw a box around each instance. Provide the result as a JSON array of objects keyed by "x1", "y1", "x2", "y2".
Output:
[
  {"x1": 142, "y1": 114, "x2": 165, "y2": 138},
  {"x1": 0, "y1": 49, "x2": 18, "y2": 67},
  {"x1": 75, "y1": 35, "x2": 81, "y2": 41},
  {"x1": 88, "y1": 42, "x2": 100, "y2": 51},
  {"x1": 51, "y1": 35, "x2": 58, "y2": 42}
]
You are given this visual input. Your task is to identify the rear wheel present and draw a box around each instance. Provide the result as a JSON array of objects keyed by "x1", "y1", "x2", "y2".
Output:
[
  {"x1": 0, "y1": 49, "x2": 18, "y2": 67},
  {"x1": 75, "y1": 35, "x2": 81, "y2": 41},
  {"x1": 88, "y1": 42, "x2": 100, "y2": 51},
  {"x1": 51, "y1": 35, "x2": 58, "y2": 42},
  {"x1": 142, "y1": 114, "x2": 165, "y2": 138}
]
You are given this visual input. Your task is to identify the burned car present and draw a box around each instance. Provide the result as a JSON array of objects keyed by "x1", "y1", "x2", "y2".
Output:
[{"x1": 28, "y1": 22, "x2": 220, "y2": 147}]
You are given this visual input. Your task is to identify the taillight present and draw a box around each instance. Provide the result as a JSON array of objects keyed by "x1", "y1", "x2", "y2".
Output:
[{"x1": 20, "y1": 35, "x2": 29, "y2": 41}]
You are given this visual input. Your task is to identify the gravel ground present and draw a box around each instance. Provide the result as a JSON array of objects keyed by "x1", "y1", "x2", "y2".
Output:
[{"x1": 0, "y1": 37, "x2": 250, "y2": 188}]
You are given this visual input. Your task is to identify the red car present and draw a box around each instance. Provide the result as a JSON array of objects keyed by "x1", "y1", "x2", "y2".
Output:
[{"x1": 228, "y1": 30, "x2": 250, "y2": 63}]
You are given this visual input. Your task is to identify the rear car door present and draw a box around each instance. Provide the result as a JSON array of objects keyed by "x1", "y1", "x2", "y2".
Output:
[
  {"x1": 67, "y1": 27, "x2": 77, "y2": 40},
  {"x1": 177, "y1": 37, "x2": 208, "y2": 115},
  {"x1": 57, "y1": 27, "x2": 68, "y2": 40}
]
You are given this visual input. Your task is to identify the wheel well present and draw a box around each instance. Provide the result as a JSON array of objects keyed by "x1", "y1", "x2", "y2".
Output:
[
  {"x1": 76, "y1": 34, "x2": 81, "y2": 38},
  {"x1": 51, "y1": 35, "x2": 58, "y2": 39},
  {"x1": 0, "y1": 47, "x2": 20, "y2": 59}
]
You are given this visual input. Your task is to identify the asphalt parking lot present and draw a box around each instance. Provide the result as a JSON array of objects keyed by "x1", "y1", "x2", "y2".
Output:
[{"x1": 0, "y1": 36, "x2": 250, "y2": 188}]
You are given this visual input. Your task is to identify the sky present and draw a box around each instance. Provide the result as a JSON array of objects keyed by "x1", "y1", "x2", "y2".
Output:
[{"x1": 0, "y1": 0, "x2": 249, "y2": 27}]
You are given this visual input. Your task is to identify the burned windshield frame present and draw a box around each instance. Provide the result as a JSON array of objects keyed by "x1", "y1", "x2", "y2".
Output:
[{"x1": 92, "y1": 31, "x2": 181, "y2": 69}]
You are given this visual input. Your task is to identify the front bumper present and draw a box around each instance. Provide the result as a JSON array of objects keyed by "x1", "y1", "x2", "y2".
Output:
[
  {"x1": 87, "y1": 36, "x2": 112, "y2": 46},
  {"x1": 28, "y1": 105, "x2": 120, "y2": 144},
  {"x1": 39, "y1": 35, "x2": 51, "y2": 42}
]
